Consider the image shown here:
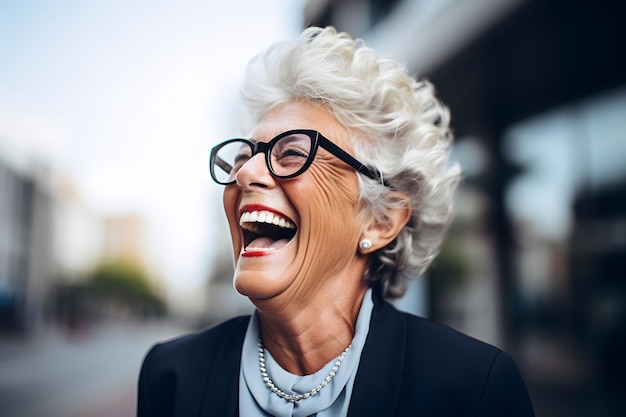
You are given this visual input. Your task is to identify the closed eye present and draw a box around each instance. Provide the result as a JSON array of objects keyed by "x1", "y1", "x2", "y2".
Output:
[
  {"x1": 275, "y1": 148, "x2": 308, "y2": 159},
  {"x1": 233, "y1": 153, "x2": 251, "y2": 171}
]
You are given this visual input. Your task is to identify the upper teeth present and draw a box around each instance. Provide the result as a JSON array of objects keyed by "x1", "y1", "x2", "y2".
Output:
[{"x1": 239, "y1": 210, "x2": 295, "y2": 229}]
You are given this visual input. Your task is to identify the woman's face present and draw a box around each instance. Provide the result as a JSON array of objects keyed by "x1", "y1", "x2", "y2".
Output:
[{"x1": 223, "y1": 101, "x2": 368, "y2": 304}]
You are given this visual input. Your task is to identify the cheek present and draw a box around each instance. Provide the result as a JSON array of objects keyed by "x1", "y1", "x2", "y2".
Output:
[
  {"x1": 290, "y1": 168, "x2": 362, "y2": 266},
  {"x1": 305, "y1": 164, "x2": 361, "y2": 220}
]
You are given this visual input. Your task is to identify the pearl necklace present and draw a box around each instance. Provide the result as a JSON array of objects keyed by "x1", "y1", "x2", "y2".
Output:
[{"x1": 258, "y1": 340, "x2": 351, "y2": 403}]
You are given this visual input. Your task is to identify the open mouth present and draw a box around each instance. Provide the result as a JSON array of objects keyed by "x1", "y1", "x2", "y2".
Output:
[{"x1": 240, "y1": 209, "x2": 297, "y2": 254}]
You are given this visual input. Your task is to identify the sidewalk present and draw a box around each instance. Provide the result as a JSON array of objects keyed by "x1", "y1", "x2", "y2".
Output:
[
  {"x1": 0, "y1": 320, "x2": 188, "y2": 417},
  {"x1": 69, "y1": 378, "x2": 137, "y2": 417}
]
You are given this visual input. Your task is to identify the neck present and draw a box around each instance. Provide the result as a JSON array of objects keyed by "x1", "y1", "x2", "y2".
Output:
[{"x1": 253, "y1": 282, "x2": 368, "y2": 375}]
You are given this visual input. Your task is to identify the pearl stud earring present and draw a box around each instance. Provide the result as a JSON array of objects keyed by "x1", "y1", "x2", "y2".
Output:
[{"x1": 359, "y1": 239, "x2": 372, "y2": 250}]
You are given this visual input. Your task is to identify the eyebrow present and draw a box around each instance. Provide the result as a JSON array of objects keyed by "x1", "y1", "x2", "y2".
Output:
[{"x1": 248, "y1": 131, "x2": 284, "y2": 143}]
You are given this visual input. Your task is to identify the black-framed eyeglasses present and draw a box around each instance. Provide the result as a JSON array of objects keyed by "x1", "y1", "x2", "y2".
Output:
[{"x1": 209, "y1": 129, "x2": 388, "y2": 186}]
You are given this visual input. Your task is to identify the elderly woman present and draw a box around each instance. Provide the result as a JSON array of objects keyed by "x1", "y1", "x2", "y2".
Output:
[{"x1": 138, "y1": 27, "x2": 534, "y2": 416}]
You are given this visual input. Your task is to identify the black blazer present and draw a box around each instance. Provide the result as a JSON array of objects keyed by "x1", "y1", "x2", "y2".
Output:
[{"x1": 138, "y1": 292, "x2": 534, "y2": 416}]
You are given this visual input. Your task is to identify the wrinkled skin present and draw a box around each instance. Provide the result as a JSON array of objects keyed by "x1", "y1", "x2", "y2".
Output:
[{"x1": 223, "y1": 101, "x2": 369, "y2": 313}]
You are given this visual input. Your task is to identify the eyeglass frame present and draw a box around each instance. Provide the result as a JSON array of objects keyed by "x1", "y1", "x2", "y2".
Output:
[{"x1": 209, "y1": 129, "x2": 389, "y2": 187}]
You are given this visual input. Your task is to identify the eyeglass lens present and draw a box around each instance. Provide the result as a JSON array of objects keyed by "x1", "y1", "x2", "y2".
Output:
[{"x1": 212, "y1": 132, "x2": 314, "y2": 184}]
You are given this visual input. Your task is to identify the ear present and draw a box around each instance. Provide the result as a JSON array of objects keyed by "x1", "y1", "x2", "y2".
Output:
[{"x1": 359, "y1": 192, "x2": 412, "y2": 253}]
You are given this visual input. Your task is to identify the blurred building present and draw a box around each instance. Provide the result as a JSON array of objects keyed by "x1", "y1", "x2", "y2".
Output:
[
  {"x1": 0, "y1": 139, "x2": 163, "y2": 333},
  {"x1": 0, "y1": 140, "x2": 108, "y2": 333},
  {"x1": 0, "y1": 150, "x2": 54, "y2": 333},
  {"x1": 53, "y1": 177, "x2": 104, "y2": 281},
  {"x1": 103, "y1": 214, "x2": 146, "y2": 268},
  {"x1": 305, "y1": 0, "x2": 626, "y2": 416},
  {"x1": 570, "y1": 183, "x2": 626, "y2": 395},
  {"x1": 102, "y1": 213, "x2": 165, "y2": 288}
]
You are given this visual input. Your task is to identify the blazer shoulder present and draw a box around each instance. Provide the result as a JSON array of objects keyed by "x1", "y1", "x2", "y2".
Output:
[
  {"x1": 137, "y1": 315, "x2": 250, "y2": 417},
  {"x1": 387, "y1": 307, "x2": 534, "y2": 416},
  {"x1": 145, "y1": 315, "x2": 250, "y2": 365},
  {"x1": 142, "y1": 316, "x2": 250, "y2": 375},
  {"x1": 402, "y1": 311, "x2": 501, "y2": 359}
]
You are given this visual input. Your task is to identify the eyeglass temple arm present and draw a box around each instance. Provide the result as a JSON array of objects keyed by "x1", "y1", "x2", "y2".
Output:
[
  {"x1": 214, "y1": 155, "x2": 232, "y2": 174},
  {"x1": 318, "y1": 136, "x2": 390, "y2": 187}
]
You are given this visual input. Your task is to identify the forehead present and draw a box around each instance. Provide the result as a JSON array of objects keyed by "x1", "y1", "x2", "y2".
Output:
[{"x1": 252, "y1": 102, "x2": 350, "y2": 147}]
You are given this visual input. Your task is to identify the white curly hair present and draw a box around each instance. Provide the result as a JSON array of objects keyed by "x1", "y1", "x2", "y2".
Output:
[{"x1": 239, "y1": 26, "x2": 461, "y2": 299}]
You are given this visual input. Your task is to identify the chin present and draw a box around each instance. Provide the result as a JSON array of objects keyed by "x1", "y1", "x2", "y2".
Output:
[{"x1": 233, "y1": 268, "x2": 291, "y2": 300}]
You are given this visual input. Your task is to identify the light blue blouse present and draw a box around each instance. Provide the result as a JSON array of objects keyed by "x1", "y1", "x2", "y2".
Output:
[{"x1": 239, "y1": 289, "x2": 374, "y2": 417}]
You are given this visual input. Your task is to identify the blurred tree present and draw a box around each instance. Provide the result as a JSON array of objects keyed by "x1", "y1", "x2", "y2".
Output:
[{"x1": 86, "y1": 260, "x2": 166, "y2": 318}]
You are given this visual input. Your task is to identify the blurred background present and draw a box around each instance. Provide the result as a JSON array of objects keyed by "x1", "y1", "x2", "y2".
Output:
[{"x1": 0, "y1": 0, "x2": 624, "y2": 416}]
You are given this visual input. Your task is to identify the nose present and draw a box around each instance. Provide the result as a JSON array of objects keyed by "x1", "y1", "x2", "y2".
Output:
[{"x1": 235, "y1": 152, "x2": 275, "y2": 189}]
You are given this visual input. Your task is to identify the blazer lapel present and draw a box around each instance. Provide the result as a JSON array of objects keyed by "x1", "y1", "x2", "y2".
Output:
[
  {"x1": 347, "y1": 292, "x2": 406, "y2": 416},
  {"x1": 199, "y1": 317, "x2": 248, "y2": 417}
]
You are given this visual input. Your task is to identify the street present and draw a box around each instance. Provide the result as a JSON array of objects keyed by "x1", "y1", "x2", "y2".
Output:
[{"x1": 0, "y1": 320, "x2": 189, "y2": 417}]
